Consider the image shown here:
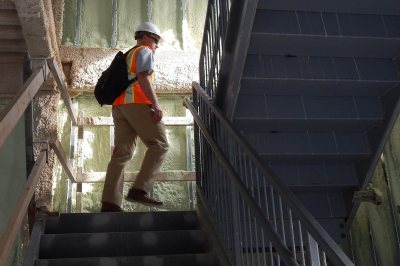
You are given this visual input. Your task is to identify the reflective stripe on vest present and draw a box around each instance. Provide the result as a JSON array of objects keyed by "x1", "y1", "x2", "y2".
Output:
[{"x1": 113, "y1": 45, "x2": 154, "y2": 106}]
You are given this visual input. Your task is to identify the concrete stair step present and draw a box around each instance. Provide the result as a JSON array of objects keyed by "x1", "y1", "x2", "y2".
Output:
[
  {"x1": 45, "y1": 211, "x2": 199, "y2": 234},
  {"x1": 40, "y1": 230, "x2": 209, "y2": 259},
  {"x1": 34, "y1": 253, "x2": 219, "y2": 266},
  {"x1": 257, "y1": 0, "x2": 400, "y2": 15},
  {"x1": 240, "y1": 77, "x2": 398, "y2": 97}
]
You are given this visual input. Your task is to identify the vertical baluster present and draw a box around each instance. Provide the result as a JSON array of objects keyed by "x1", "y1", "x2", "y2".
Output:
[
  {"x1": 321, "y1": 251, "x2": 327, "y2": 266},
  {"x1": 278, "y1": 196, "x2": 286, "y2": 246},
  {"x1": 206, "y1": 36, "x2": 211, "y2": 93},
  {"x1": 241, "y1": 195, "x2": 249, "y2": 265},
  {"x1": 226, "y1": 172, "x2": 234, "y2": 250},
  {"x1": 230, "y1": 139, "x2": 244, "y2": 265},
  {"x1": 256, "y1": 169, "x2": 267, "y2": 266},
  {"x1": 221, "y1": 168, "x2": 229, "y2": 246},
  {"x1": 262, "y1": 179, "x2": 273, "y2": 266},
  {"x1": 247, "y1": 203, "x2": 255, "y2": 266},
  {"x1": 249, "y1": 162, "x2": 260, "y2": 266},
  {"x1": 288, "y1": 209, "x2": 297, "y2": 259},
  {"x1": 204, "y1": 140, "x2": 210, "y2": 203},
  {"x1": 269, "y1": 187, "x2": 280, "y2": 264},
  {"x1": 270, "y1": 187, "x2": 278, "y2": 231},
  {"x1": 253, "y1": 219, "x2": 261, "y2": 266},
  {"x1": 306, "y1": 233, "x2": 321, "y2": 266},
  {"x1": 207, "y1": 5, "x2": 213, "y2": 95},
  {"x1": 236, "y1": 185, "x2": 245, "y2": 266},
  {"x1": 298, "y1": 221, "x2": 306, "y2": 266},
  {"x1": 210, "y1": 4, "x2": 217, "y2": 97},
  {"x1": 242, "y1": 157, "x2": 255, "y2": 265}
]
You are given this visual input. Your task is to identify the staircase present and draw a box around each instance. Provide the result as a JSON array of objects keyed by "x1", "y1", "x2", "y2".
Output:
[
  {"x1": 24, "y1": 211, "x2": 220, "y2": 266},
  {"x1": 223, "y1": 0, "x2": 400, "y2": 243}
]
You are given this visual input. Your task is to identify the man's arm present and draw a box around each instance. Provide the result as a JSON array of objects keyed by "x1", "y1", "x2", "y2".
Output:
[{"x1": 137, "y1": 71, "x2": 162, "y2": 123}]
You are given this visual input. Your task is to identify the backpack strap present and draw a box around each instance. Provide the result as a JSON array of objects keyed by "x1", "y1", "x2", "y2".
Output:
[
  {"x1": 124, "y1": 46, "x2": 138, "y2": 58},
  {"x1": 124, "y1": 46, "x2": 139, "y2": 84}
]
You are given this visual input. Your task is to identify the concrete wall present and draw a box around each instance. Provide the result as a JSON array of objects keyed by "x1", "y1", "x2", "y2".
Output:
[
  {"x1": 53, "y1": 94, "x2": 194, "y2": 213},
  {"x1": 346, "y1": 117, "x2": 400, "y2": 265},
  {"x1": 53, "y1": 1, "x2": 400, "y2": 264},
  {"x1": 0, "y1": 99, "x2": 27, "y2": 266},
  {"x1": 62, "y1": 0, "x2": 206, "y2": 49},
  {"x1": 60, "y1": 0, "x2": 207, "y2": 93}
]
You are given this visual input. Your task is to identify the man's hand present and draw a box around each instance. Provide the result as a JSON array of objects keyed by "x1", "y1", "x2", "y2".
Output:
[{"x1": 151, "y1": 108, "x2": 163, "y2": 123}]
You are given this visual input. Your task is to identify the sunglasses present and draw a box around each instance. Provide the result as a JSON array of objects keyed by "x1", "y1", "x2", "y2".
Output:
[{"x1": 146, "y1": 34, "x2": 160, "y2": 45}]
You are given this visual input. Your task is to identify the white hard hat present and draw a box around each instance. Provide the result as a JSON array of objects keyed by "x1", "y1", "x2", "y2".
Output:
[{"x1": 135, "y1": 22, "x2": 161, "y2": 38}]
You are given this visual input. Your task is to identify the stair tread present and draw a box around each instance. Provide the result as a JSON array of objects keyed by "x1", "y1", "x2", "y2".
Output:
[
  {"x1": 257, "y1": 0, "x2": 400, "y2": 15},
  {"x1": 234, "y1": 117, "x2": 382, "y2": 131},
  {"x1": 240, "y1": 77, "x2": 398, "y2": 96},
  {"x1": 40, "y1": 230, "x2": 209, "y2": 259},
  {"x1": 249, "y1": 33, "x2": 400, "y2": 58},
  {"x1": 243, "y1": 55, "x2": 399, "y2": 82},
  {"x1": 45, "y1": 211, "x2": 198, "y2": 234},
  {"x1": 34, "y1": 253, "x2": 219, "y2": 266}
]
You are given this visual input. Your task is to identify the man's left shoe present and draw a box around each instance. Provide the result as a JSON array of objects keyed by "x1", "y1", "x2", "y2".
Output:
[
  {"x1": 125, "y1": 188, "x2": 163, "y2": 207},
  {"x1": 100, "y1": 201, "x2": 123, "y2": 212}
]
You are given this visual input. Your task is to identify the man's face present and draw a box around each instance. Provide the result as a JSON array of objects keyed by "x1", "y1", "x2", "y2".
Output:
[{"x1": 143, "y1": 33, "x2": 160, "y2": 52}]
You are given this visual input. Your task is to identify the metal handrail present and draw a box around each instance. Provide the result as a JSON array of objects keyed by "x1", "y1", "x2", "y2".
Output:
[
  {"x1": 185, "y1": 96, "x2": 298, "y2": 266},
  {"x1": 199, "y1": 0, "x2": 231, "y2": 99},
  {"x1": 186, "y1": 82, "x2": 354, "y2": 266},
  {"x1": 0, "y1": 146, "x2": 48, "y2": 265},
  {"x1": 200, "y1": 0, "x2": 259, "y2": 118},
  {"x1": 0, "y1": 58, "x2": 77, "y2": 263}
]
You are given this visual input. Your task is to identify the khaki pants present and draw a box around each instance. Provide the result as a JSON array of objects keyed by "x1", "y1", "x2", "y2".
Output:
[{"x1": 101, "y1": 104, "x2": 169, "y2": 206}]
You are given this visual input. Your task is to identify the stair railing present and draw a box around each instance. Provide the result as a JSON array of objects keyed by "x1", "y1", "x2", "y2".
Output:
[
  {"x1": 185, "y1": 82, "x2": 354, "y2": 266},
  {"x1": 200, "y1": 0, "x2": 258, "y2": 118},
  {"x1": 199, "y1": 0, "x2": 226, "y2": 99},
  {"x1": 0, "y1": 58, "x2": 77, "y2": 264}
]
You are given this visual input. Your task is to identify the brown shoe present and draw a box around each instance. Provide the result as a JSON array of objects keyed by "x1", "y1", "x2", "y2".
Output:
[
  {"x1": 101, "y1": 201, "x2": 123, "y2": 212},
  {"x1": 125, "y1": 188, "x2": 163, "y2": 207}
]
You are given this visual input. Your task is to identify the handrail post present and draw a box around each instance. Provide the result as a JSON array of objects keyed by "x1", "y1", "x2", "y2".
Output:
[{"x1": 47, "y1": 57, "x2": 78, "y2": 126}]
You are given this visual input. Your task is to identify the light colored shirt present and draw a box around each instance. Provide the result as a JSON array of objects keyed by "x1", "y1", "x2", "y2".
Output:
[{"x1": 113, "y1": 45, "x2": 155, "y2": 106}]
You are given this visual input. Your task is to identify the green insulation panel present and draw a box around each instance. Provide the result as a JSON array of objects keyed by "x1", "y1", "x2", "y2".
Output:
[
  {"x1": 151, "y1": 0, "x2": 182, "y2": 46},
  {"x1": 62, "y1": 0, "x2": 207, "y2": 49},
  {"x1": 80, "y1": 0, "x2": 113, "y2": 47},
  {"x1": 116, "y1": 0, "x2": 147, "y2": 47},
  {"x1": 62, "y1": 0, "x2": 77, "y2": 46}
]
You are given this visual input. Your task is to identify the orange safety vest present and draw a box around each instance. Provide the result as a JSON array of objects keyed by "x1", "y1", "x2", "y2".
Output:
[{"x1": 113, "y1": 45, "x2": 154, "y2": 106}]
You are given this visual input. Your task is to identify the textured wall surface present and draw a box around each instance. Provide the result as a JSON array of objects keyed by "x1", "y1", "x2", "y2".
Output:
[
  {"x1": 60, "y1": 0, "x2": 207, "y2": 93},
  {"x1": 347, "y1": 117, "x2": 400, "y2": 265},
  {"x1": 54, "y1": 94, "x2": 194, "y2": 213},
  {"x1": 0, "y1": 100, "x2": 26, "y2": 266}
]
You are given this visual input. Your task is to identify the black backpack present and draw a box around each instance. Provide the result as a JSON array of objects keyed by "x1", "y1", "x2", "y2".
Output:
[{"x1": 94, "y1": 47, "x2": 137, "y2": 106}]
